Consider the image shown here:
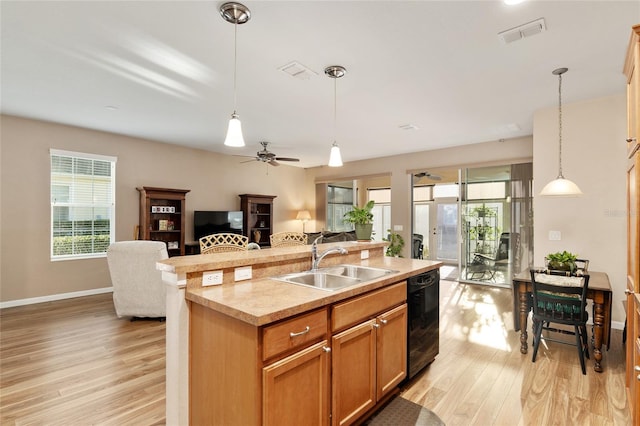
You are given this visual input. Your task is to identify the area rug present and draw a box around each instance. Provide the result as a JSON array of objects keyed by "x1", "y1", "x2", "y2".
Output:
[{"x1": 367, "y1": 396, "x2": 445, "y2": 426}]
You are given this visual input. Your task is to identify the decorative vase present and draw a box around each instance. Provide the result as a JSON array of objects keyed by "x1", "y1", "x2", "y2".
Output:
[{"x1": 253, "y1": 230, "x2": 261, "y2": 243}]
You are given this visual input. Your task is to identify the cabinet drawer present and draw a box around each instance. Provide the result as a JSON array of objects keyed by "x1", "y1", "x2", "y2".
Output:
[
  {"x1": 263, "y1": 308, "x2": 328, "y2": 361},
  {"x1": 332, "y1": 282, "x2": 407, "y2": 332}
]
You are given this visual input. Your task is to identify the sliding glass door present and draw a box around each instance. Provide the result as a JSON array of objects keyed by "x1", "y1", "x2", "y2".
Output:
[{"x1": 459, "y1": 164, "x2": 533, "y2": 287}]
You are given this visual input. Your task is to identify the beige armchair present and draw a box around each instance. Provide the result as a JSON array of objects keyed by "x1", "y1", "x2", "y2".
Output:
[{"x1": 107, "y1": 240, "x2": 168, "y2": 319}]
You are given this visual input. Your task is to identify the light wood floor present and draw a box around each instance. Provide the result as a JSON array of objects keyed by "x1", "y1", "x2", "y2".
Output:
[{"x1": 0, "y1": 279, "x2": 631, "y2": 425}]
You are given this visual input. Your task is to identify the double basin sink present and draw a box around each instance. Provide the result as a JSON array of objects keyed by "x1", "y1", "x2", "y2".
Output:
[{"x1": 272, "y1": 264, "x2": 397, "y2": 291}]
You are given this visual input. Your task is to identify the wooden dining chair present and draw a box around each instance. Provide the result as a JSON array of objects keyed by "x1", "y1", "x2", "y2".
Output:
[
  {"x1": 199, "y1": 233, "x2": 249, "y2": 254},
  {"x1": 530, "y1": 269, "x2": 591, "y2": 374},
  {"x1": 269, "y1": 232, "x2": 308, "y2": 248}
]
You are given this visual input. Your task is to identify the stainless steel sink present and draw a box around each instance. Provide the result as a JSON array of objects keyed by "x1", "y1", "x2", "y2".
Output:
[
  {"x1": 319, "y1": 264, "x2": 395, "y2": 281},
  {"x1": 272, "y1": 265, "x2": 396, "y2": 291}
]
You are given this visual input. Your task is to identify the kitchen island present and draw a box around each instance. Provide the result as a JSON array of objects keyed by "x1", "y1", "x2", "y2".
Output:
[{"x1": 157, "y1": 240, "x2": 441, "y2": 425}]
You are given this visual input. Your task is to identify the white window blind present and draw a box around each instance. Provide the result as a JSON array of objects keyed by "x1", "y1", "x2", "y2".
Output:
[{"x1": 50, "y1": 150, "x2": 116, "y2": 260}]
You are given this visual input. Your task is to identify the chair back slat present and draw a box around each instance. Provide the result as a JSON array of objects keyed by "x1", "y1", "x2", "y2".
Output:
[
  {"x1": 530, "y1": 270, "x2": 590, "y2": 326},
  {"x1": 270, "y1": 232, "x2": 308, "y2": 247},
  {"x1": 199, "y1": 233, "x2": 249, "y2": 254}
]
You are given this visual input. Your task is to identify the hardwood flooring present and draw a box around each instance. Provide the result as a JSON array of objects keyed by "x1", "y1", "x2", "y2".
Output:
[{"x1": 0, "y1": 279, "x2": 631, "y2": 425}]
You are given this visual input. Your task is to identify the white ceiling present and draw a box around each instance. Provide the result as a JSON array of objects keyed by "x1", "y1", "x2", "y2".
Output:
[{"x1": 1, "y1": 1, "x2": 638, "y2": 168}]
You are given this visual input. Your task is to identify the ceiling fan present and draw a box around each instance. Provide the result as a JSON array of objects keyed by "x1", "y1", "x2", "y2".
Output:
[
  {"x1": 239, "y1": 141, "x2": 300, "y2": 166},
  {"x1": 413, "y1": 171, "x2": 442, "y2": 183}
]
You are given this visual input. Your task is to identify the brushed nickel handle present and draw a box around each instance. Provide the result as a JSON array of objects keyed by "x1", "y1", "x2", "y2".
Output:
[
  {"x1": 289, "y1": 326, "x2": 310, "y2": 338},
  {"x1": 627, "y1": 137, "x2": 637, "y2": 143},
  {"x1": 372, "y1": 323, "x2": 380, "y2": 329},
  {"x1": 379, "y1": 319, "x2": 388, "y2": 325},
  {"x1": 634, "y1": 365, "x2": 640, "y2": 372},
  {"x1": 322, "y1": 346, "x2": 331, "y2": 353},
  {"x1": 625, "y1": 289, "x2": 634, "y2": 295}
]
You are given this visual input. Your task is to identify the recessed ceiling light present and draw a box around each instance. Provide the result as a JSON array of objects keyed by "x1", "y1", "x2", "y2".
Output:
[
  {"x1": 104, "y1": 105, "x2": 118, "y2": 111},
  {"x1": 504, "y1": 0, "x2": 526, "y2": 5}
]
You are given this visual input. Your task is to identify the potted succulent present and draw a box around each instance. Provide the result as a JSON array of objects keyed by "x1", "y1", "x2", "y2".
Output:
[
  {"x1": 343, "y1": 200, "x2": 375, "y2": 241},
  {"x1": 384, "y1": 229, "x2": 405, "y2": 257},
  {"x1": 545, "y1": 250, "x2": 578, "y2": 273}
]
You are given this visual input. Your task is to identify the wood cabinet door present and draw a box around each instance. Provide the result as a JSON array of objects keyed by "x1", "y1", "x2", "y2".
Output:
[
  {"x1": 376, "y1": 304, "x2": 408, "y2": 400},
  {"x1": 331, "y1": 320, "x2": 377, "y2": 426},
  {"x1": 263, "y1": 340, "x2": 330, "y2": 426}
]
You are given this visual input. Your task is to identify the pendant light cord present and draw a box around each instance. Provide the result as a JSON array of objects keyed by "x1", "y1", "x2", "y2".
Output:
[
  {"x1": 233, "y1": 21, "x2": 238, "y2": 114},
  {"x1": 333, "y1": 77, "x2": 337, "y2": 143},
  {"x1": 557, "y1": 72, "x2": 563, "y2": 178}
]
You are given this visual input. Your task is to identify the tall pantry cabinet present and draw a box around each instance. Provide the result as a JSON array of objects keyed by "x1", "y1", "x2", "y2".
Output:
[{"x1": 624, "y1": 23, "x2": 640, "y2": 426}]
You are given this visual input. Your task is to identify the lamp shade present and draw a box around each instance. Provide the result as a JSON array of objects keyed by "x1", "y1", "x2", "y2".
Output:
[
  {"x1": 328, "y1": 142, "x2": 343, "y2": 167},
  {"x1": 539, "y1": 176, "x2": 583, "y2": 197},
  {"x1": 296, "y1": 210, "x2": 311, "y2": 221},
  {"x1": 224, "y1": 113, "x2": 245, "y2": 147}
]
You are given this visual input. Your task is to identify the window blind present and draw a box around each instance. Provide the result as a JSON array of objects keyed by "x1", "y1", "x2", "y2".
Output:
[{"x1": 50, "y1": 149, "x2": 116, "y2": 260}]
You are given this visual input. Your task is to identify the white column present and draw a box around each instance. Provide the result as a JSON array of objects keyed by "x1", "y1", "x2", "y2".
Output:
[{"x1": 163, "y1": 271, "x2": 189, "y2": 426}]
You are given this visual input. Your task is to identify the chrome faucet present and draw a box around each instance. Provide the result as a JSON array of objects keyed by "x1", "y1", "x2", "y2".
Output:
[{"x1": 311, "y1": 236, "x2": 348, "y2": 271}]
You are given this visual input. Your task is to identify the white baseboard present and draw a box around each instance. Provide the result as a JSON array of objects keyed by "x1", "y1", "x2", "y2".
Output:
[{"x1": 0, "y1": 287, "x2": 113, "y2": 309}]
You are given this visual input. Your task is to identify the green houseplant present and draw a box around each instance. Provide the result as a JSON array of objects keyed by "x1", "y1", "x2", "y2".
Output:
[
  {"x1": 343, "y1": 200, "x2": 375, "y2": 241},
  {"x1": 545, "y1": 250, "x2": 578, "y2": 273},
  {"x1": 384, "y1": 229, "x2": 405, "y2": 257}
]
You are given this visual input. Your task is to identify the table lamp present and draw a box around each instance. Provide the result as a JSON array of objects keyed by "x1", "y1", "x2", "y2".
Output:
[{"x1": 296, "y1": 210, "x2": 311, "y2": 232}]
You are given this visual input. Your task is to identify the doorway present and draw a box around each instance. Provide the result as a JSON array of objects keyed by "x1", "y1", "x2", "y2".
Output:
[{"x1": 412, "y1": 163, "x2": 532, "y2": 287}]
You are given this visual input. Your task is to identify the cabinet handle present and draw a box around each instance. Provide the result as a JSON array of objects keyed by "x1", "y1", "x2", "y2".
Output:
[
  {"x1": 322, "y1": 346, "x2": 331, "y2": 353},
  {"x1": 625, "y1": 289, "x2": 634, "y2": 295},
  {"x1": 289, "y1": 326, "x2": 310, "y2": 338},
  {"x1": 372, "y1": 323, "x2": 380, "y2": 329},
  {"x1": 635, "y1": 365, "x2": 640, "y2": 372},
  {"x1": 379, "y1": 319, "x2": 388, "y2": 325},
  {"x1": 627, "y1": 137, "x2": 637, "y2": 143}
]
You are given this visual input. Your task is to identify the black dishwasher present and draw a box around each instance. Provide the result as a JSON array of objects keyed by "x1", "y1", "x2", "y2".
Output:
[{"x1": 406, "y1": 269, "x2": 440, "y2": 380}]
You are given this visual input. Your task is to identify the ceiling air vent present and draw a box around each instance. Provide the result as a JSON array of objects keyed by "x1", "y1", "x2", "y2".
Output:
[
  {"x1": 498, "y1": 18, "x2": 546, "y2": 44},
  {"x1": 278, "y1": 61, "x2": 318, "y2": 80}
]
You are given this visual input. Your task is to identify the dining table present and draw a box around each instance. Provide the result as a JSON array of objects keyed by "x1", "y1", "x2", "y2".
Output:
[{"x1": 512, "y1": 269, "x2": 612, "y2": 373}]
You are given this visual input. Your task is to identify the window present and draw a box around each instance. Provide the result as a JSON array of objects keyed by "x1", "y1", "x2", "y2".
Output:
[
  {"x1": 368, "y1": 188, "x2": 391, "y2": 241},
  {"x1": 327, "y1": 183, "x2": 354, "y2": 232},
  {"x1": 50, "y1": 150, "x2": 116, "y2": 260}
]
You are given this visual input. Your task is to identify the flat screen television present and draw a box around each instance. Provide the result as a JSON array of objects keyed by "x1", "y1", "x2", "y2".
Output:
[{"x1": 194, "y1": 211, "x2": 243, "y2": 241}]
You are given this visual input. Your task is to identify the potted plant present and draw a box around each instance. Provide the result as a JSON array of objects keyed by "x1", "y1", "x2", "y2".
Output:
[
  {"x1": 384, "y1": 229, "x2": 405, "y2": 257},
  {"x1": 545, "y1": 250, "x2": 578, "y2": 273},
  {"x1": 343, "y1": 200, "x2": 375, "y2": 241}
]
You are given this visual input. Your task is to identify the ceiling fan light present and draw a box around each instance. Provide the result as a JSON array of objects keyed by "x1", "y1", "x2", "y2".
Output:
[
  {"x1": 540, "y1": 176, "x2": 583, "y2": 197},
  {"x1": 328, "y1": 142, "x2": 343, "y2": 167},
  {"x1": 224, "y1": 113, "x2": 245, "y2": 147}
]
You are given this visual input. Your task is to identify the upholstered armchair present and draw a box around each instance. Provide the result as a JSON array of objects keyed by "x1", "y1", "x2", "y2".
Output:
[{"x1": 107, "y1": 240, "x2": 168, "y2": 319}]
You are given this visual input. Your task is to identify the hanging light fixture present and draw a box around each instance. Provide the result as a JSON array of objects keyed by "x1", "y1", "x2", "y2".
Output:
[
  {"x1": 540, "y1": 67, "x2": 583, "y2": 197},
  {"x1": 325, "y1": 65, "x2": 346, "y2": 167},
  {"x1": 220, "y1": 2, "x2": 250, "y2": 147}
]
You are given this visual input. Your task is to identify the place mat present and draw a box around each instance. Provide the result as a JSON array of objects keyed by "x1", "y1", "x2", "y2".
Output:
[{"x1": 367, "y1": 396, "x2": 445, "y2": 426}]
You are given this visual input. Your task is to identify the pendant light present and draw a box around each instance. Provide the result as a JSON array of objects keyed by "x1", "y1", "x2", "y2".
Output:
[
  {"x1": 220, "y1": 2, "x2": 250, "y2": 147},
  {"x1": 325, "y1": 65, "x2": 346, "y2": 167},
  {"x1": 540, "y1": 67, "x2": 583, "y2": 197}
]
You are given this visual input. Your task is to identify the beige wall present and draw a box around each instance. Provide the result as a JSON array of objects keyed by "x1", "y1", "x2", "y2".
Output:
[
  {"x1": 533, "y1": 94, "x2": 627, "y2": 325},
  {"x1": 2, "y1": 92, "x2": 627, "y2": 325},
  {"x1": 0, "y1": 115, "x2": 309, "y2": 302}
]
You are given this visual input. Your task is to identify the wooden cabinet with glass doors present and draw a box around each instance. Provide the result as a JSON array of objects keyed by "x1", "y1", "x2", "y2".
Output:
[{"x1": 624, "y1": 23, "x2": 640, "y2": 425}]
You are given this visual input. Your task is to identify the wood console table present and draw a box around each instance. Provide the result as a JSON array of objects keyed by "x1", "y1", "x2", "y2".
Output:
[{"x1": 512, "y1": 269, "x2": 612, "y2": 372}]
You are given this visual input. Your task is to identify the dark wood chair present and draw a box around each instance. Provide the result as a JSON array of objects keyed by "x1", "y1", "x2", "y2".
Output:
[{"x1": 530, "y1": 269, "x2": 591, "y2": 374}]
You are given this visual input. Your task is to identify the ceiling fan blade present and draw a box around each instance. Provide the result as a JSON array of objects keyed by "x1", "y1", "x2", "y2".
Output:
[
  {"x1": 240, "y1": 159, "x2": 258, "y2": 163},
  {"x1": 268, "y1": 160, "x2": 280, "y2": 166},
  {"x1": 274, "y1": 157, "x2": 300, "y2": 162}
]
